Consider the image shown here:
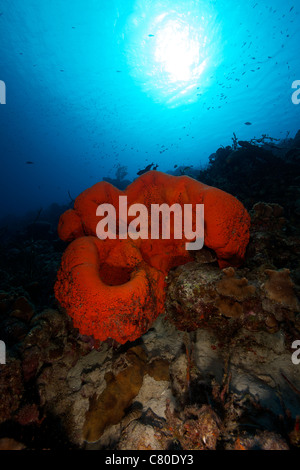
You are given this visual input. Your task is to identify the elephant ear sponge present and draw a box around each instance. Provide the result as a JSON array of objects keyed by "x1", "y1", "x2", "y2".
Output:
[
  {"x1": 55, "y1": 237, "x2": 166, "y2": 344},
  {"x1": 54, "y1": 171, "x2": 250, "y2": 344}
]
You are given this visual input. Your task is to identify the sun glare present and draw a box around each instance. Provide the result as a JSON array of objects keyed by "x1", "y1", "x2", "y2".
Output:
[
  {"x1": 154, "y1": 18, "x2": 204, "y2": 83},
  {"x1": 123, "y1": 1, "x2": 220, "y2": 106}
]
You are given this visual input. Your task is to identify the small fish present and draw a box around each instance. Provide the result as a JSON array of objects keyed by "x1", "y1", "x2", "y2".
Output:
[
  {"x1": 174, "y1": 165, "x2": 178, "y2": 168},
  {"x1": 148, "y1": 34, "x2": 155, "y2": 37},
  {"x1": 25, "y1": 161, "x2": 34, "y2": 164},
  {"x1": 244, "y1": 122, "x2": 252, "y2": 126},
  {"x1": 137, "y1": 163, "x2": 154, "y2": 175}
]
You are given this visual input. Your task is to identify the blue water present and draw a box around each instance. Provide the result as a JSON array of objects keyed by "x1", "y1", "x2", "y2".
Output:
[{"x1": 0, "y1": 0, "x2": 299, "y2": 217}]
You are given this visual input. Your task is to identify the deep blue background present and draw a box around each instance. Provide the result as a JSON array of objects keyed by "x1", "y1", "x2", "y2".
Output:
[{"x1": 0, "y1": 0, "x2": 299, "y2": 217}]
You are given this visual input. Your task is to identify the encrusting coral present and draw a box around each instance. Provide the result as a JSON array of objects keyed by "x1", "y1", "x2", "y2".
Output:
[
  {"x1": 176, "y1": 199, "x2": 300, "y2": 339},
  {"x1": 82, "y1": 345, "x2": 170, "y2": 443},
  {"x1": 216, "y1": 267, "x2": 256, "y2": 301},
  {"x1": 215, "y1": 267, "x2": 256, "y2": 319},
  {"x1": 55, "y1": 171, "x2": 250, "y2": 343},
  {"x1": 264, "y1": 269, "x2": 299, "y2": 311}
]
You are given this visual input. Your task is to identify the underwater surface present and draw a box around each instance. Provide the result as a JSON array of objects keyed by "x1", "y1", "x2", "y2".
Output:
[{"x1": 0, "y1": 0, "x2": 300, "y2": 453}]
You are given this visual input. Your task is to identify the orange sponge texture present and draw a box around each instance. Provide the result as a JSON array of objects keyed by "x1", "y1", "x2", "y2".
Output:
[{"x1": 55, "y1": 171, "x2": 250, "y2": 343}]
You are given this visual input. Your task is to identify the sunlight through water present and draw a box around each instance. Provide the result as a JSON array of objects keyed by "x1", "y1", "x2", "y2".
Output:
[{"x1": 123, "y1": 0, "x2": 221, "y2": 107}]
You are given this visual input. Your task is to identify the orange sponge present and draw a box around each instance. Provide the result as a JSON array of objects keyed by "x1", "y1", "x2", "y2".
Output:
[{"x1": 55, "y1": 171, "x2": 250, "y2": 343}]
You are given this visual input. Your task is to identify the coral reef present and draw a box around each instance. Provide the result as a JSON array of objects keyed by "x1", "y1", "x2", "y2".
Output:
[
  {"x1": 232, "y1": 431, "x2": 290, "y2": 450},
  {"x1": 0, "y1": 133, "x2": 299, "y2": 451},
  {"x1": 198, "y1": 132, "x2": 300, "y2": 218},
  {"x1": 154, "y1": 400, "x2": 222, "y2": 450},
  {"x1": 166, "y1": 204, "x2": 299, "y2": 335},
  {"x1": 55, "y1": 171, "x2": 250, "y2": 343}
]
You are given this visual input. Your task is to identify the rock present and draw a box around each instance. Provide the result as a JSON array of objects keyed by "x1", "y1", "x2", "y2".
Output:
[
  {"x1": 0, "y1": 438, "x2": 26, "y2": 450},
  {"x1": 170, "y1": 354, "x2": 189, "y2": 399},
  {"x1": 0, "y1": 358, "x2": 24, "y2": 424},
  {"x1": 135, "y1": 374, "x2": 173, "y2": 419},
  {"x1": 30, "y1": 308, "x2": 70, "y2": 338},
  {"x1": 154, "y1": 401, "x2": 221, "y2": 450},
  {"x1": 142, "y1": 315, "x2": 186, "y2": 361},
  {"x1": 233, "y1": 430, "x2": 289, "y2": 450},
  {"x1": 193, "y1": 329, "x2": 224, "y2": 383},
  {"x1": 14, "y1": 403, "x2": 40, "y2": 426},
  {"x1": 22, "y1": 346, "x2": 42, "y2": 382},
  {"x1": 117, "y1": 421, "x2": 164, "y2": 450},
  {"x1": 2, "y1": 317, "x2": 29, "y2": 345},
  {"x1": 67, "y1": 347, "x2": 111, "y2": 393},
  {"x1": 37, "y1": 361, "x2": 70, "y2": 407},
  {"x1": 229, "y1": 329, "x2": 300, "y2": 418},
  {"x1": 11, "y1": 296, "x2": 35, "y2": 323},
  {"x1": 181, "y1": 405, "x2": 221, "y2": 450}
]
